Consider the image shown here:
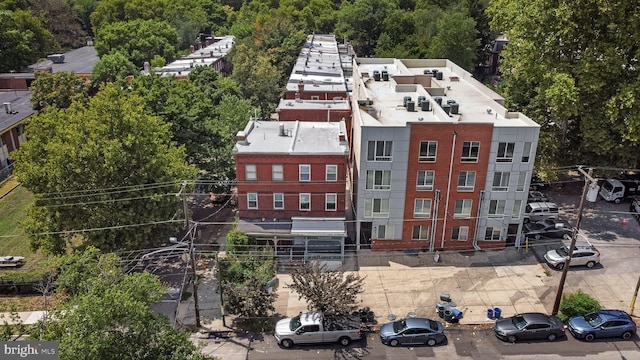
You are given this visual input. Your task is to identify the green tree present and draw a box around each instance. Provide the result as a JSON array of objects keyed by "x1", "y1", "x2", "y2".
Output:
[
  {"x1": 95, "y1": 19, "x2": 180, "y2": 67},
  {"x1": 30, "y1": 71, "x2": 89, "y2": 111},
  {"x1": 12, "y1": 84, "x2": 196, "y2": 254},
  {"x1": 286, "y1": 261, "x2": 366, "y2": 316},
  {"x1": 90, "y1": 52, "x2": 139, "y2": 89},
  {"x1": 558, "y1": 289, "x2": 601, "y2": 323},
  {"x1": 12, "y1": 8, "x2": 60, "y2": 59},
  {"x1": 221, "y1": 277, "x2": 277, "y2": 330},
  {"x1": 487, "y1": 0, "x2": 640, "y2": 168},
  {"x1": 231, "y1": 43, "x2": 281, "y2": 118},
  {"x1": 336, "y1": 0, "x2": 394, "y2": 56},
  {"x1": 29, "y1": 0, "x2": 87, "y2": 49},
  {"x1": 30, "y1": 251, "x2": 212, "y2": 360},
  {"x1": 427, "y1": 7, "x2": 479, "y2": 71}
]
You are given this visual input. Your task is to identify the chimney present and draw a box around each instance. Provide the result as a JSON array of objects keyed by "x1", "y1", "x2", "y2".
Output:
[
  {"x1": 189, "y1": 45, "x2": 195, "y2": 53},
  {"x1": 143, "y1": 61, "x2": 151, "y2": 73},
  {"x1": 279, "y1": 123, "x2": 286, "y2": 136},
  {"x1": 339, "y1": 132, "x2": 346, "y2": 142},
  {"x1": 294, "y1": 92, "x2": 302, "y2": 103},
  {"x1": 236, "y1": 131, "x2": 246, "y2": 142},
  {"x1": 298, "y1": 80, "x2": 304, "y2": 95}
]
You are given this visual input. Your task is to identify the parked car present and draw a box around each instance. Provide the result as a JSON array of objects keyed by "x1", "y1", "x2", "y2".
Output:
[
  {"x1": 567, "y1": 310, "x2": 637, "y2": 342},
  {"x1": 522, "y1": 219, "x2": 573, "y2": 240},
  {"x1": 379, "y1": 317, "x2": 446, "y2": 347},
  {"x1": 530, "y1": 174, "x2": 551, "y2": 191},
  {"x1": 544, "y1": 242, "x2": 600, "y2": 270},
  {"x1": 527, "y1": 191, "x2": 549, "y2": 203},
  {"x1": 0, "y1": 256, "x2": 25, "y2": 268},
  {"x1": 274, "y1": 311, "x2": 362, "y2": 348},
  {"x1": 523, "y1": 202, "x2": 559, "y2": 223},
  {"x1": 493, "y1": 312, "x2": 565, "y2": 343}
]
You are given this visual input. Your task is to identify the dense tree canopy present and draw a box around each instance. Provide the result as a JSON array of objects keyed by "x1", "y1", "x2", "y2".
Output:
[
  {"x1": 487, "y1": 0, "x2": 640, "y2": 169},
  {"x1": 30, "y1": 71, "x2": 89, "y2": 110},
  {"x1": 12, "y1": 84, "x2": 196, "y2": 254},
  {"x1": 90, "y1": 52, "x2": 139, "y2": 89},
  {"x1": 0, "y1": 9, "x2": 58, "y2": 72},
  {"x1": 29, "y1": 0, "x2": 87, "y2": 49}
]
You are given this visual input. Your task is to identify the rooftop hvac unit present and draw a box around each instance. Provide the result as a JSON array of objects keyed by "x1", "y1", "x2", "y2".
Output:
[
  {"x1": 47, "y1": 54, "x2": 65, "y2": 63},
  {"x1": 403, "y1": 96, "x2": 412, "y2": 107},
  {"x1": 406, "y1": 101, "x2": 416, "y2": 112},
  {"x1": 381, "y1": 70, "x2": 389, "y2": 81},
  {"x1": 450, "y1": 102, "x2": 459, "y2": 114},
  {"x1": 4, "y1": 102, "x2": 13, "y2": 114},
  {"x1": 421, "y1": 100, "x2": 431, "y2": 112},
  {"x1": 373, "y1": 70, "x2": 381, "y2": 81}
]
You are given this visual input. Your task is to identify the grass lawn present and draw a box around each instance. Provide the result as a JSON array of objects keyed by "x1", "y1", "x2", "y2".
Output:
[{"x1": 0, "y1": 183, "x2": 46, "y2": 273}]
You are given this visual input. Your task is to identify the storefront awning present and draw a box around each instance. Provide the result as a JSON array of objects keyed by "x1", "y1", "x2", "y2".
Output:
[{"x1": 290, "y1": 217, "x2": 346, "y2": 237}]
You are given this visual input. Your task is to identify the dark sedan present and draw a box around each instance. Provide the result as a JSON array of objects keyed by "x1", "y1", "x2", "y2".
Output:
[
  {"x1": 379, "y1": 317, "x2": 445, "y2": 347},
  {"x1": 523, "y1": 219, "x2": 573, "y2": 240},
  {"x1": 568, "y1": 310, "x2": 637, "y2": 342},
  {"x1": 493, "y1": 312, "x2": 565, "y2": 343}
]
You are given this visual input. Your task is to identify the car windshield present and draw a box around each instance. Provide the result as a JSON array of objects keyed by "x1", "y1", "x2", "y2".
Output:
[
  {"x1": 393, "y1": 319, "x2": 407, "y2": 333},
  {"x1": 556, "y1": 246, "x2": 569, "y2": 257},
  {"x1": 512, "y1": 315, "x2": 527, "y2": 330},
  {"x1": 428, "y1": 320, "x2": 439, "y2": 331},
  {"x1": 584, "y1": 312, "x2": 603, "y2": 327},
  {"x1": 289, "y1": 315, "x2": 302, "y2": 331}
]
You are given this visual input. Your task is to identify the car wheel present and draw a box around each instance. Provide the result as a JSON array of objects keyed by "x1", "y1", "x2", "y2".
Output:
[
  {"x1": 586, "y1": 261, "x2": 596, "y2": 269},
  {"x1": 339, "y1": 337, "x2": 351, "y2": 346},
  {"x1": 390, "y1": 339, "x2": 399, "y2": 347},
  {"x1": 280, "y1": 339, "x2": 293, "y2": 348},
  {"x1": 547, "y1": 333, "x2": 557, "y2": 341},
  {"x1": 507, "y1": 335, "x2": 517, "y2": 343},
  {"x1": 534, "y1": 234, "x2": 541, "y2": 240},
  {"x1": 614, "y1": 198, "x2": 621, "y2": 204},
  {"x1": 622, "y1": 331, "x2": 634, "y2": 340},
  {"x1": 584, "y1": 333, "x2": 595, "y2": 342},
  {"x1": 426, "y1": 338, "x2": 437, "y2": 346},
  {"x1": 555, "y1": 263, "x2": 565, "y2": 270}
]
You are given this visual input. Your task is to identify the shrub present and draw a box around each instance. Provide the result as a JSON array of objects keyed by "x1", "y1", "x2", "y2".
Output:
[{"x1": 558, "y1": 289, "x2": 601, "y2": 322}]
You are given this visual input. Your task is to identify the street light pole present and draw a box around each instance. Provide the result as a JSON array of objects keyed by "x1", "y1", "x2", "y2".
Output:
[
  {"x1": 551, "y1": 167, "x2": 594, "y2": 315},
  {"x1": 180, "y1": 181, "x2": 201, "y2": 327}
]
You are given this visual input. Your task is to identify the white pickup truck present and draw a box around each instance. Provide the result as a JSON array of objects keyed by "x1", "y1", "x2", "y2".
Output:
[{"x1": 274, "y1": 311, "x2": 362, "y2": 348}]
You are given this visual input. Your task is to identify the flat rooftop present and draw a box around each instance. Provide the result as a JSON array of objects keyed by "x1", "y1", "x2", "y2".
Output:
[
  {"x1": 277, "y1": 98, "x2": 350, "y2": 111},
  {"x1": 156, "y1": 35, "x2": 234, "y2": 77},
  {"x1": 234, "y1": 120, "x2": 348, "y2": 155},
  {"x1": 353, "y1": 58, "x2": 538, "y2": 128},
  {"x1": 28, "y1": 46, "x2": 99, "y2": 74},
  {"x1": 287, "y1": 34, "x2": 347, "y2": 94}
]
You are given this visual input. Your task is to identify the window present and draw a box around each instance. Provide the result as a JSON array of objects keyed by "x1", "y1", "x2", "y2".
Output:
[
  {"x1": 299, "y1": 164, "x2": 310, "y2": 182},
  {"x1": 485, "y1": 227, "x2": 501, "y2": 240},
  {"x1": 245, "y1": 164, "x2": 257, "y2": 181},
  {"x1": 517, "y1": 172, "x2": 527, "y2": 192},
  {"x1": 247, "y1": 193, "x2": 258, "y2": 209},
  {"x1": 364, "y1": 198, "x2": 390, "y2": 217},
  {"x1": 326, "y1": 165, "x2": 338, "y2": 182},
  {"x1": 272, "y1": 164, "x2": 283, "y2": 181},
  {"x1": 497, "y1": 142, "x2": 515, "y2": 162},
  {"x1": 311, "y1": 95, "x2": 320, "y2": 100},
  {"x1": 273, "y1": 193, "x2": 284, "y2": 209},
  {"x1": 461, "y1": 141, "x2": 480, "y2": 162},
  {"x1": 416, "y1": 170, "x2": 434, "y2": 191},
  {"x1": 414, "y1": 199, "x2": 432, "y2": 218},
  {"x1": 367, "y1": 141, "x2": 393, "y2": 161},
  {"x1": 378, "y1": 224, "x2": 394, "y2": 239},
  {"x1": 454, "y1": 199, "x2": 472, "y2": 218},
  {"x1": 412, "y1": 225, "x2": 429, "y2": 240},
  {"x1": 492, "y1": 172, "x2": 510, "y2": 191},
  {"x1": 512, "y1": 200, "x2": 522, "y2": 219},
  {"x1": 366, "y1": 170, "x2": 391, "y2": 190},
  {"x1": 522, "y1": 142, "x2": 532, "y2": 162},
  {"x1": 458, "y1": 171, "x2": 476, "y2": 191},
  {"x1": 419, "y1": 141, "x2": 437, "y2": 162},
  {"x1": 452, "y1": 226, "x2": 469, "y2": 241},
  {"x1": 300, "y1": 193, "x2": 311, "y2": 211},
  {"x1": 488, "y1": 200, "x2": 506, "y2": 217},
  {"x1": 325, "y1": 193, "x2": 337, "y2": 211}
]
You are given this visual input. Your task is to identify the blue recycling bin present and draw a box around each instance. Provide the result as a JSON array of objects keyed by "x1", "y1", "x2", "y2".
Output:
[
  {"x1": 493, "y1": 307, "x2": 502, "y2": 319},
  {"x1": 452, "y1": 308, "x2": 463, "y2": 319},
  {"x1": 487, "y1": 308, "x2": 494, "y2": 319}
]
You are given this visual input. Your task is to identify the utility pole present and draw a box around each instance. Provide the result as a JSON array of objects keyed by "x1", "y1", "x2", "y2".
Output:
[
  {"x1": 552, "y1": 167, "x2": 594, "y2": 315},
  {"x1": 180, "y1": 181, "x2": 201, "y2": 327},
  {"x1": 630, "y1": 275, "x2": 640, "y2": 315}
]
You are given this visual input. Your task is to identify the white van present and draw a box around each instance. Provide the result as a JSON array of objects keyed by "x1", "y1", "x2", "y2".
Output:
[{"x1": 523, "y1": 202, "x2": 559, "y2": 223}]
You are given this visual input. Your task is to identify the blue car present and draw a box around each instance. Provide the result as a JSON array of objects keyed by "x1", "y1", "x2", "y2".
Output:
[{"x1": 567, "y1": 310, "x2": 637, "y2": 342}]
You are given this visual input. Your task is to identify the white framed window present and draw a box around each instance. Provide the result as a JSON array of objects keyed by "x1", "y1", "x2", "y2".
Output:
[
  {"x1": 367, "y1": 140, "x2": 393, "y2": 161},
  {"x1": 299, "y1": 193, "x2": 311, "y2": 211},
  {"x1": 461, "y1": 141, "x2": 480, "y2": 162},
  {"x1": 245, "y1": 164, "x2": 257, "y2": 181},
  {"x1": 517, "y1": 172, "x2": 527, "y2": 191},
  {"x1": 378, "y1": 224, "x2": 394, "y2": 239},
  {"x1": 364, "y1": 198, "x2": 389, "y2": 218},
  {"x1": 366, "y1": 170, "x2": 391, "y2": 190},
  {"x1": 497, "y1": 142, "x2": 515, "y2": 162},
  {"x1": 492, "y1": 172, "x2": 510, "y2": 191},
  {"x1": 414, "y1": 199, "x2": 432, "y2": 218},
  {"x1": 416, "y1": 170, "x2": 434, "y2": 191},
  {"x1": 512, "y1": 200, "x2": 522, "y2": 219},
  {"x1": 412, "y1": 225, "x2": 429, "y2": 240},
  {"x1": 522, "y1": 142, "x2": 532, "y2": 162},
  {"x1": 419, "y1": 141, "x2": 437, "y2": 162},
  {"x1": 325, "y1": 193, "x2": 337, "y2": 211},
  {"x1": 454, "y1": 199, "x2": 472, "y2": 218},
  {"x1": 485, "y1": 227, "x2": 501, "y2": 240},
  {"x1": 247, "y1": 193, "x2": 258, "y2": 209},
  {"x1": 272, "y1": 164, "x2": 283, "y2": 181},
  {"x1": 326, "y1": 165, "x2": 338, "y2": 182},
  {"x1": 273, "y1": 193, "x2": 284, "y2": 209},
  {"x1": 452, "y1": 226, "x2": 469, "y2": 241},
  {"x1": 457, "y1": 171, "x2": 476, "y2": 191},
  {"x1": 299, "y1": 164, "x2": 311, "y2": 182},
  {"x1": 488, "y1": 200, "x2": 506, "y2": 217}
]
